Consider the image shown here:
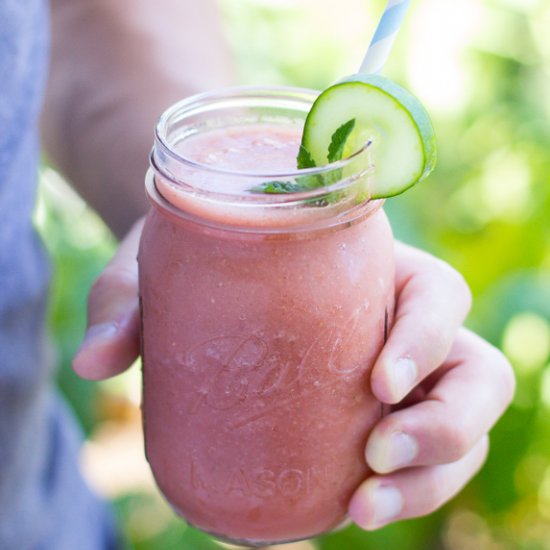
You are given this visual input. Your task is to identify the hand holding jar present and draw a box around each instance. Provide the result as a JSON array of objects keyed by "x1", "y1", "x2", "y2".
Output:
[{"x1": 73, "y1": 88, "x2": 514, "y2": 546}]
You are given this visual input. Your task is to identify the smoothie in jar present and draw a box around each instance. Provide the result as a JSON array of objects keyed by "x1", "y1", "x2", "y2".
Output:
[{"x1": 138, "y1": 87, "x2": 395, "y2": 545}]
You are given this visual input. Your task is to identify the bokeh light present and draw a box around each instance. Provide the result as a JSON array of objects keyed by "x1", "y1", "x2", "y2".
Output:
[{"x1": 502, "y1": 313, "x2": 550, "y2": 375}]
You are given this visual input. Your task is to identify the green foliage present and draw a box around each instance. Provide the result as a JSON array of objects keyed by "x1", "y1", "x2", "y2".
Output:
[{"x1": 37, "y1": 0, "x2": 550, "y2": 548}]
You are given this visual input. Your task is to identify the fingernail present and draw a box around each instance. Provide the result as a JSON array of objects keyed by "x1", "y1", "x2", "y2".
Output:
[
  {"x1": 349, "y1": 481, "x2": 404, "y2": 530},
  {"x1": 79, "y1": 322, "x2": 118, "y2": 350},
  {"x1": 387, "y1": 432, "x2": 418, "y2": 469},
  {"x1": 73, "y1": 323, "x2": 119, "y2": 379},
  {"x1": 367, "y1": 431, "x2": 418, "y2": 473},
  {"x1": 370, "y1": 484, "x2": 404, "y2": 526},
  {"x1": 387, "y1": 357, "x2": 417, "y2": 401}
]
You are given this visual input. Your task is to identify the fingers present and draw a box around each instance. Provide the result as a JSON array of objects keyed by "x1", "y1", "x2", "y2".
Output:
[
  {"x1": 73, "y1": 219, "x2": 144, "y2": 380},
  {"x1": 371, "y1": 242, "x2": 472, "y2": 404},
  {"x1": 366, "y1": 328, "x2": 515, "y2": 474},
  {"x1": 348, "y1": 436, "x2": 489, "y2": 531}
]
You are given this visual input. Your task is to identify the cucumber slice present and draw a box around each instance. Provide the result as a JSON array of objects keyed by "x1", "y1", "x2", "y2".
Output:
[{"x1": 301, "y1": 74, "x2": 436, "y2": 198}]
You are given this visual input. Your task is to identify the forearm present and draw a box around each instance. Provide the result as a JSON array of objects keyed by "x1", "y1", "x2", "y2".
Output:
[{"x1": 42, "y1": 0, "x2": 233, "y2": 237}]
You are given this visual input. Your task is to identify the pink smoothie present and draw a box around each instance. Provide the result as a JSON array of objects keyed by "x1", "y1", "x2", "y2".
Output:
[{"x1": 138, "y1": 123, "x2": 395, "y2": 544}]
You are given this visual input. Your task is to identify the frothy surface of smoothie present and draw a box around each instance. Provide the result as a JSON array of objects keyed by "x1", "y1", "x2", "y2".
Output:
[{"x1": 179, "y1": 124, "x2": 302, "y2": 181}]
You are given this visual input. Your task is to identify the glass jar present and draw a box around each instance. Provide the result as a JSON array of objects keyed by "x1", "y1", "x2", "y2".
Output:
[{"x1": 138, "y1": 86, "x2": 395, "y2": 546}]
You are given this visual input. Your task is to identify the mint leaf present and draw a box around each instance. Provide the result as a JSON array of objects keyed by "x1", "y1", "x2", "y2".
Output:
[
  {"x1": 297, "y1": 144, "x2": 316, "y2": 169},
  {"x1": 251, "y1": 145, "x2": 321, "y2": 196},
  {"x1": 327, "y1": 118, "x2": 356, "y2": 163},
  {"x1": 295, "y1": 172, "x2": 323, "y2": 190},
  {"x1": 250, "y1": 180, "x2": 304, "y2": 194},
  {"x1": 296, "y1": 145, "x2": 324, "y2": 189},
  {"x1": 249, "y1": 122, "x2": 356, "y2": 203}
]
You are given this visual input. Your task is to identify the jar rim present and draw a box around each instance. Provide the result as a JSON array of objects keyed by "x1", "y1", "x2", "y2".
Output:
[
  {"x1": 147, "y1": 85, "x2": 383, "y2": 234},
  {"x1": 152, "y1": 85, "x2": 376, "y2": 206},
  {"x1": 155, "y1": 86, "x2": 372, "y2": 179}
]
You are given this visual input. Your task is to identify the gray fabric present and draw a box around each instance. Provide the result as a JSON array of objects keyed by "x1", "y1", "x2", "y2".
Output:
[{"x1": 1, "y1": 2, "x2": 120, "y2": 548}]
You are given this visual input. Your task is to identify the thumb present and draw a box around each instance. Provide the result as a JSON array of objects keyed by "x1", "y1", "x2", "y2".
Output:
[{"x1": 73, "y1": 219, "x2": 144, "y2": 380}]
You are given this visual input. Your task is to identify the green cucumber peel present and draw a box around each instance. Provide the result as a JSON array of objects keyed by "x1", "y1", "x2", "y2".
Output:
[
  {"x1": 302, "y1": 74, "x2": 437, "y2": 198},
  {"x1": 343, "y1": 74, "x2": 437, "y2": 186}
]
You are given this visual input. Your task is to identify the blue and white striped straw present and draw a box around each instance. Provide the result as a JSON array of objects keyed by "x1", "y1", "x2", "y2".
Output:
[{"x1": 359, "y1": 0, "x2": 411, "y2": 74}]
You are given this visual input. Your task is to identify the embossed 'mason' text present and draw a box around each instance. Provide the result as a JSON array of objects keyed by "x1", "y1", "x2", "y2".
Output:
[{"x1": 185, "y1": 460, "x2": 334, "y2": 498}]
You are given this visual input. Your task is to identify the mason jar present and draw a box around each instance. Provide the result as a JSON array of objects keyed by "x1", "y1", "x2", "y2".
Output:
[{"x1": 138, "y1": 86, "x2": 395, "y2": 546}]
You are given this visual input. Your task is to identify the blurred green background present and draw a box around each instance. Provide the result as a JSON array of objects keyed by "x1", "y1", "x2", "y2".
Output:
[{"x1": 35, "y1": 0, "x2": 550, "y2": 548}]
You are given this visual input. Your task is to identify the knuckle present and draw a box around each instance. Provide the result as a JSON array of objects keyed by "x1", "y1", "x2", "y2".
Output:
[
  {"x1": 415, "y1": 437, "x2": 491, "y2": 518},
  {"x1": 475, "y1": 337, "x2": 516, "y2": 407},
  {"x1": 89, "y1": 276, "x2": 106, "y2": 302},
  {"x1": 479, "y1": 435, "x2": 490, "y2": 463},
  {"x1": 440, "y1": 422, "x2": 471, "y2": 461},
  {"x1": 91, "y1": 265, "x2": 138, "y2": 298},
  {"x1": 461, "y1": 332, "x2": 516, "y2": 408},
  {"x1": 435, "y1": 260, "x2": 473, "y2": 311},
  {"x1": 421, "y1": 474, "x2": 450, "y2": 514},
  {"x1": 416, "y1": 313, "x2": 450, "y2": 356},
  {"x1": 491, "y1": 347, "x2": 516, "y2": 406}
]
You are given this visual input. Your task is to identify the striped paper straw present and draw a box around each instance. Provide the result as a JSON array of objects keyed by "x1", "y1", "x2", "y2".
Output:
[{"x1": 359, "y1": 0, "x2": 411, "y2": 74}]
